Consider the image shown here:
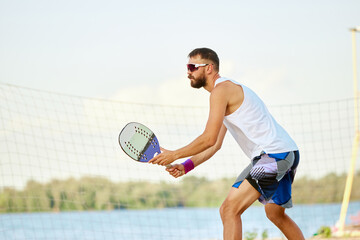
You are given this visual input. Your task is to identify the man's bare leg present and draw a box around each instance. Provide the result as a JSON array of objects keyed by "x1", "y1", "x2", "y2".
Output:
[
  {"x1": 220, "y1": 180, "x2": 261, "y2": 240},
  {"x1": 265, "y1": 203, "x2": 305, "y2": 240}
]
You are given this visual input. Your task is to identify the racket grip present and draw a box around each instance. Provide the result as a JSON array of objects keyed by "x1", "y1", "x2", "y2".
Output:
[{"x1": 181, "y1": 159, "x2": 194, "y2": 174}]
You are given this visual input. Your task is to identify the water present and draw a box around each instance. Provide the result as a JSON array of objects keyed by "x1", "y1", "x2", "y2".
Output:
[{"x1": 1, "y1": 202, "x2": 359, "y2": 240}]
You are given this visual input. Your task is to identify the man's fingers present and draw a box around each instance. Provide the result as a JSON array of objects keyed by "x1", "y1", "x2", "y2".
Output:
[
  {"x1": 166, "y1": 167, "x2": 176, "y2": 172},
  {"x1": 149, "y1": 155, "x2": 171, "y2": 166},
  {"x1": 149, "y1": 153, "x2": 161, "y2": 164},
  {"x1": 170, "y1": 168, "x2": 183, "y2": 178},
  {"x1": 148, "y1": 156, "x2": 155, "y2": 163}
]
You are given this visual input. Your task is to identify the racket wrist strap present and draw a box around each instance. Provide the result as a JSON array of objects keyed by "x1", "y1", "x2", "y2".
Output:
[{"x1": 181, "y1": 159, "x2": 194, "y2": 174}]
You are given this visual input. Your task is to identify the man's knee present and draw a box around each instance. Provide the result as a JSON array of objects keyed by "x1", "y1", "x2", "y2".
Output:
[
  {"x1": 265, "y1": 208, "x2": 278, "y2": 223},
  {"x1": 220, "y1": 200, "x2": 236, "y2": 221},
  {"x1": 220, "y1": 181, "x2": 261, "y2": 221},
  {"x1": 220, "y1": 198, "x2": 245, "y2": 220},
  {"x1": 265, "y1": 204, "x2": 285, "y2": 224},
  {"x1": 219, "y1": 202, "x2": 225, "y2": 219}
]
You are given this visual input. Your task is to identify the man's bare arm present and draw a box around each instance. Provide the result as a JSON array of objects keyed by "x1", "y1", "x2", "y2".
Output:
[
  {"x1": 190, "y1": 123, "x2": 227, "y2": 167},
  {"x1": 166, "y1": 124, "x2": 227, "y2": 178},
  {"x1": 149, "y1": 85, "x2": 229, "y2": 166}
]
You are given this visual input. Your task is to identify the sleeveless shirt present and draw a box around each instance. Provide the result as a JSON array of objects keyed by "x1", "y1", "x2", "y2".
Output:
[{"x1": 215, "y1": 77, "x2": 298, "y2": 159}]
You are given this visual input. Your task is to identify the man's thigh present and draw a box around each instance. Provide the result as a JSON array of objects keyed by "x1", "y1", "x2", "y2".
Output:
[{"x1": 222, "y1": 179, "x2": 261, "y2": 215}]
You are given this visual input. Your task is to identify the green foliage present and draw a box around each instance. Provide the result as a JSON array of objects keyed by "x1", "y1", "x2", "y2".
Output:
[
  {"x1": 243, "y1": 229, "x2": 268, "y2": 240},
  {"x1": 316, "y1": 226, "x2": 332, "y2": 238},
  {"x1": 292, "y1": 171, "x2": 360, "y2": 204},
  {"x1": 261, "y1": 229, "x2": 268, "y2": 239},
  {"x1": 0, "y1": 171, "x2": 359, "y2": 213},
  {"x1": 244, "y1": 230, "x2": 257, "y2": 240}
]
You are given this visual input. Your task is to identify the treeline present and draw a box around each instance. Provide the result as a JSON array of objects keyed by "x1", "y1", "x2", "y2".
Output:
[
  {"x1": 0, "y1": 172, "x2": 359, "y2": 213},
  {"x1": 292, "y1": 172, "x2": 360, "y2": 204}
]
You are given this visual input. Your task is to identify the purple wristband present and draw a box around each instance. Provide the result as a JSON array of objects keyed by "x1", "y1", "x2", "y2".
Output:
[{"x1": 181, "y1": 159, "x2": 194, "y2": 174}]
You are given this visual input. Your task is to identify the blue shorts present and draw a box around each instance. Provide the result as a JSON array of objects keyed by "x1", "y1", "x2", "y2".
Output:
[{"x1": 232, "y1": 151, "x2": 299, "y2": 208}]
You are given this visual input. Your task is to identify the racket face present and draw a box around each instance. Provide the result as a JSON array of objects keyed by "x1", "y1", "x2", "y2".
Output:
[{"x1": 118, "y1": 122, "x2": 160, "y2": 162}]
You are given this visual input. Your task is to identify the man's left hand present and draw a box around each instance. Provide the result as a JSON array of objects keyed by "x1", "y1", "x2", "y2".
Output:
[{"x1": 149, "y1": 147, "x2": 178, "y2": 166}]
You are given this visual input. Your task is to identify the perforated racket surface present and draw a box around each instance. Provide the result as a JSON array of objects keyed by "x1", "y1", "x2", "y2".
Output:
[{"x1": 118, "y1": 122, "x2": 160, "y2": 162}]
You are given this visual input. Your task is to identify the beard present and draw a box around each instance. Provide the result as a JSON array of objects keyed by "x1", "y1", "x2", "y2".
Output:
[{"x1": 189, "y1": 74, "x2": 206, "y2": 89}]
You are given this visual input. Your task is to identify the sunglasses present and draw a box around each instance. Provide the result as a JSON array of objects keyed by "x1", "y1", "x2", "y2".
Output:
[{"x1": 187, "y1": 63, "x2": 209, "y2": 72}]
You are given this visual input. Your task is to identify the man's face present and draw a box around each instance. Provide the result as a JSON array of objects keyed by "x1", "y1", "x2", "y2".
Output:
[{"x1": 187, "y1": 56, "x2": 208, "y2": 89}]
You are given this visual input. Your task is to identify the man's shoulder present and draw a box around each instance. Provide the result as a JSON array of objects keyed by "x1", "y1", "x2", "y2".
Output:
[
  {"x1": 211, "y1": 81, "x2": 232, "y2": 96},
  {"x1": 210, "y1": 80, "x2": 244, "y2": 105},
  {"x1": 214, "y1": 79, "x2": 240, "y2": 90}
]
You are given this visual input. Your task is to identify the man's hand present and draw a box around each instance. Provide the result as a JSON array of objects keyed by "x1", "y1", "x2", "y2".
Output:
[
  {"x1": 149, "y1": 147, "x2": 178, "y2": 166},
  {"x1": 166, "y1": 164, "x2": 185, "y2": 178}
]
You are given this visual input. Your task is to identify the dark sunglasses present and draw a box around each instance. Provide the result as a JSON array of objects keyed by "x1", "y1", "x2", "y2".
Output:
[{"x1": 187, "y1": 63, "x2": 209, "y2": 72}]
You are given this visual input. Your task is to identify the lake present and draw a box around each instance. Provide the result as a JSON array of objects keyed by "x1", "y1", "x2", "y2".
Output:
[{"x1": 1, "y1": 201, "x2": 359, "y2": 239}]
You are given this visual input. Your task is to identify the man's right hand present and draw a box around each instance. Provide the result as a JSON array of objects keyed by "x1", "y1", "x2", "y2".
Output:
[{"x1": 166, "y1": 164, "x2": 185, "y2": 178}]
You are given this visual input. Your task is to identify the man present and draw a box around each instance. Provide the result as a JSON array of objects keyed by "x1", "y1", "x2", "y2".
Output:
[{"x1": 149, "y1": 48, "x2": 305, "y2": 240}]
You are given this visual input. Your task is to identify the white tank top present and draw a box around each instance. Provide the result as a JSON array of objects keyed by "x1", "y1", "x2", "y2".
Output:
[{"x1": 215, "y1": 77, "x2": 298, "y2": 159}]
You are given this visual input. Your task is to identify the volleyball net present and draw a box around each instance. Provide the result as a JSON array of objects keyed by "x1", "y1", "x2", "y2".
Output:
[{"x1": 0, "y1": 82, "x2": 359, "y2": 239}]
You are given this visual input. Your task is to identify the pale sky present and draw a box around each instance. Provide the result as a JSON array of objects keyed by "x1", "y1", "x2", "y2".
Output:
[
  {"x1": 1, "y1": 0, "x2": 360, "y2": 188},
  {"x1": 1, "y1": 0, "x2": 359, "y2": 106}
]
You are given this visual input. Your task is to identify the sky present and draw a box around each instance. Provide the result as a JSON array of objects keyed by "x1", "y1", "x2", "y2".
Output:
[
  {"x1": 0, "y1": 0, "x2": 360, "y2": 107},
  {"x1": 1, "y1": 1, "x2": 360, "y2": 188}
]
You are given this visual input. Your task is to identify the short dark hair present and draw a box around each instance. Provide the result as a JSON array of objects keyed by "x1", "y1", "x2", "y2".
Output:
[{"x1": 188, "y1": 48, "x2": 219, "y2": 72}]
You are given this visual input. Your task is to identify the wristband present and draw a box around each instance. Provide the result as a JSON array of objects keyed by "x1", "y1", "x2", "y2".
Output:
[{"x1": 181, "y1": 159, "x2": 194, "y2": 174}]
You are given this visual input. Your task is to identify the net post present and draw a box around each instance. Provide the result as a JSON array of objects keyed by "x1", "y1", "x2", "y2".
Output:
[
  {"x1": 337, "y1": 27, "x2": 360, "y2": 236},
  {"x1": 338, "y1": 133, "x2": 359, "y2": 234}
]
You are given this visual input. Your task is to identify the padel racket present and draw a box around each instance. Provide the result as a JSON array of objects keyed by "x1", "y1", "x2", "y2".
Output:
[{"x1": 118, "y1": 122, "x2": 161, "y2": 163}]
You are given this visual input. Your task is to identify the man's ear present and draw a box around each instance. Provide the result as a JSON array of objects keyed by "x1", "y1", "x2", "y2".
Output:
[{"x1": 206, "y1": 64, "x2": 213, "y2": 74}]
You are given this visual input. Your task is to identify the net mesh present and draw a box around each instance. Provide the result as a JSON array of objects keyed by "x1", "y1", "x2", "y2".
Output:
[{"x1": 0, "y1": 82, "x2": 359, "y2": 239}]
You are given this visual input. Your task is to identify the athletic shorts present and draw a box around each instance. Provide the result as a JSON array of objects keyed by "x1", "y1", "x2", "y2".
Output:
[{"x1": 232, "y1": 151, "x2": 299, "y2": 208}]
